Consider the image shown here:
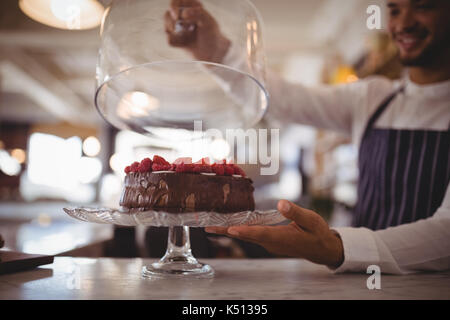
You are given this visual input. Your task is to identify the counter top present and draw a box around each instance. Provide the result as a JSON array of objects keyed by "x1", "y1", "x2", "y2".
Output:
[
  {"x1": 0, "y1": 202, "x2": 113, "y2": 256},
  {"x1": 1, "y1": 257, "x2": 449, "y2": 300}
]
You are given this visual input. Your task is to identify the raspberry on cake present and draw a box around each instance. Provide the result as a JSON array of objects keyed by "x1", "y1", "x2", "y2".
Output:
[{"x1": 120, "y1": 155, "x2": 255, "y2": 213}]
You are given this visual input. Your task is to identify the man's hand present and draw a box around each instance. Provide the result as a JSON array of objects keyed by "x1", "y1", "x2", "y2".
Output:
[
  {"x1": 205, "y1": 200, "x2": 345, "y2": 269},
  {"x1": 165, "y1": 0, "x2": 231, "y2": 63}
]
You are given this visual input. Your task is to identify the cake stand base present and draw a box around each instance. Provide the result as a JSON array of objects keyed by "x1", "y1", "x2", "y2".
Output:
[
  {"x1": 142, "y1": 261, "x2": 214, "y2": 279},
  {"x1": 141, "y1": 226, "x2": 214, "y2": 279}
]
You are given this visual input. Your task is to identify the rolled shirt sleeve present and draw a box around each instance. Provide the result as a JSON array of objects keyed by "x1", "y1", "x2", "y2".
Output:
[
  {"x1": 219, "y1": 43, "x2": 380, "y2": 137},
  {"x1": 332, "y1": 183, "x2": 450, "y2": 274},
  {"x1": 265, "y1": 72, "x2": 396, "y2": 145},
  {"x1": 265, "y1": 71, "x2": 357, "y2": 135}
]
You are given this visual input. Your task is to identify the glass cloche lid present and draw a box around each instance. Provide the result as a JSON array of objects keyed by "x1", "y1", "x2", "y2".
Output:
[{"x1": 95, "y1": 0, "x2": 269, "y2": 138}]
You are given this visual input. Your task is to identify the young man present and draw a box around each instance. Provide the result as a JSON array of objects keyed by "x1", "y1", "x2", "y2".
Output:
[{"x1": 165, "y1": 0, "x2": 450, "y2": 273}]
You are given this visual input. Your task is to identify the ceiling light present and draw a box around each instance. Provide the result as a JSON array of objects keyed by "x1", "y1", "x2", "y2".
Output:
[
  {"x1": 117, "y1": 91, "x2": 160, "y2": 119},
  {"x1": 83, "y1": 136, "x2": 101, "y2": 157},
  {"x1": 11, "y1": 148, "x2": 26, "y2": 164},
  {"x1": 19, "y1": 0, "x2": 104, "y2": 30}
]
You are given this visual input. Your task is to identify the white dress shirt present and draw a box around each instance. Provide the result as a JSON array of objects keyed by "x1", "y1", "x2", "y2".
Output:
[{"x1": 266, "y1": 72, "x2": 450, "y2": 274}]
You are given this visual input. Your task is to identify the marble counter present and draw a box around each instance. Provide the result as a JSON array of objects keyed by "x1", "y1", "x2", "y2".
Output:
[{"x1": 0, "y1": 257, "x2": 449, "y2": 300}]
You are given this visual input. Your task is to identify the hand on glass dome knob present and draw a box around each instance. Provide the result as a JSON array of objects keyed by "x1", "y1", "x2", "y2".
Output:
[{"x1": 165, "y1": 0, "x2": 231, "y2": 63}]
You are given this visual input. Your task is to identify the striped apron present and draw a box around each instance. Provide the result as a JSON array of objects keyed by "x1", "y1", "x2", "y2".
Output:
[{"x1": 353, "y1": 88, "x2": 450, "y2": 230}]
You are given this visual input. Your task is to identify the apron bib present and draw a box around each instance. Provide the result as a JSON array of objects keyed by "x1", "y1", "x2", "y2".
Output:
[{"x1": 353, "y1": 89, "x2": 450, "y2": 230}]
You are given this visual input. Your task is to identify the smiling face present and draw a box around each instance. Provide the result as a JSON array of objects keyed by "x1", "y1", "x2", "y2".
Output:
[{"x1": 387, "y1": 0, "x2": 450, "y2": 67}]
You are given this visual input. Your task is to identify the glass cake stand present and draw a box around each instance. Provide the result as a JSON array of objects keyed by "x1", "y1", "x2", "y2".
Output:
[{"x1": 64, "y1": 207, "x2": 285, "y2": 279}]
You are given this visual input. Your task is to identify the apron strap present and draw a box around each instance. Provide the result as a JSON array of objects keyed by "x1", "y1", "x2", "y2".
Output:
[{"x1": 361, "y1": 86, "x2": 405, "y2": 142}]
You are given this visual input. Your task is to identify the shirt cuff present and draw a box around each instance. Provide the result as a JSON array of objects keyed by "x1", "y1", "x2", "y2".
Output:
[{"x1": 330, "y1": 227, "x2": 380, "y2": 273}]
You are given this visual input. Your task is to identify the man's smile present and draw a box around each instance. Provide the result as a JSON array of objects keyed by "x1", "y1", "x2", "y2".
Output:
[{"x1": 394, "y1": 31, "x2": 428, "y2": 53}]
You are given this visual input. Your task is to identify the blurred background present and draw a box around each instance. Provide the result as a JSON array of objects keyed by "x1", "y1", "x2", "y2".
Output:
[{"x1": 0, "y1": 0, "x2": 403, "y2": 259}]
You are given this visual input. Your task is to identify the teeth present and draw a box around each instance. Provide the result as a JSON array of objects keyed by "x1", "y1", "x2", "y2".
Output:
[{"x1": 397, "y1": 36, "x2": 420, "y2": 44}]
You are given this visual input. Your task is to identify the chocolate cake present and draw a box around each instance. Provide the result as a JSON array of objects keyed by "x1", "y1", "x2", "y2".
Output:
[{"x1": 120, "y1": 156, "x2": 255, "y2": 213}]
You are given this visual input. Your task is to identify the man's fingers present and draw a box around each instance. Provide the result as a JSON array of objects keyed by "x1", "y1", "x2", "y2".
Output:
[
  {"x1": 170, "y1": 0, "x2": 202, "y2": 18},
  {"x1": 204, "y1": 227, "x2": 229, "y2": 235},
  {"x1": 169, "y1": 0, "x2": 214, "y2": 29},
  {"x1": 179, "y1": 7, "x2": 215, "y2": 29},
  {"x1": 206, "y1": 226, "x2": 271, "y2": 243},
  {"x1": 177, "y1": 0, "x2": 203, "y2": 8},
  {"x1": 277, "y1": 200, "x2": 327, "y2": 233},
  {"x1": 180, "y1": 7, "x2": 201, "y2": 21},
  {"x1": 226, "y1": 225, "x2": 274, "y2": 242},
  {"x1": 181, "y1": 0, "x2": 203, "y2": 7},
  {"x1": 226, "y1": 225, "x2": 305, "y2": 251},
  {"x1": 169, "y1": 0, "x2": 180, "y2": 19},
  {"x1": 164, "y1": 11, "x2": 175, "y2": 33}
]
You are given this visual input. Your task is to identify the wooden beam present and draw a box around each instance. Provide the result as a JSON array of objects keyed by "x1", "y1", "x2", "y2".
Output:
[
  {"x1": 0, "y1": 60, "x2": 97, "y2": 125},
  {"x1": 0, "y1": 30, "x2": 100, "y2": 50}
]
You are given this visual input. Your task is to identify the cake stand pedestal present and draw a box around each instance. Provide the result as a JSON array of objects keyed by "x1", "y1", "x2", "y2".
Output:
[{"x1": 142, "y1": 226, "x2": 214, "y2": 278}]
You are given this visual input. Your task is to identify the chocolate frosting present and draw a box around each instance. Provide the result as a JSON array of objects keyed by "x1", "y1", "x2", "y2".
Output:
[{"x1": 120, "y1": 172, "x2": 255, "y2": 213}]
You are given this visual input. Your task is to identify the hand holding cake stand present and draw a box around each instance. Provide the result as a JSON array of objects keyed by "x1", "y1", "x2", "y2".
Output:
[{"x1": 68, "y1": 0, "x2": 274, "y2": 278}]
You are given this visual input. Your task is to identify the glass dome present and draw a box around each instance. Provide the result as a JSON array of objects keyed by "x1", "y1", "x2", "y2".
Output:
[{"x1": 95, "y1": 0, "x2": 269, "y2": 138}]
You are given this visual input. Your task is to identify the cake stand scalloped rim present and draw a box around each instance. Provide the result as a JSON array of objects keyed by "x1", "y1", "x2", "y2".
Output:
[{"x1": 63, "y1": 207, "x2": 287, "y2": 227}]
